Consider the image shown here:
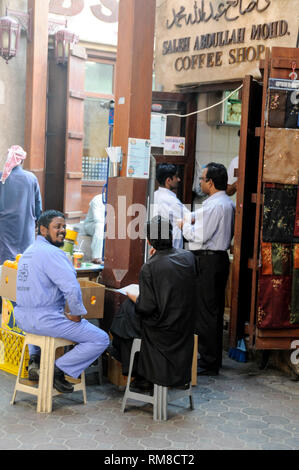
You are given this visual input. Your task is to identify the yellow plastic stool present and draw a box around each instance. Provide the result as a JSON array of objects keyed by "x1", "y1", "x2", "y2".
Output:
[{"x1": 11, "y1": 333, "x2": 87, "y2": 413}]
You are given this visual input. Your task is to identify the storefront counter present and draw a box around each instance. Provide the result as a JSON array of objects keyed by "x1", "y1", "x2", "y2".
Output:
[{"x1": 75, "y1": 263, "x2": 104, "y2": 282}]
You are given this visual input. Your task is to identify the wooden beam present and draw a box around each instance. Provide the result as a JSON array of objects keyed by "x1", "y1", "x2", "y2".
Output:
[
  {"x1": 24, "y1": 0, "x2": 49, "y2": 202},
  {"x1": 248, "y1": 49, "x2": 269, "y2": 348},
  {"x1": 102, "y1": 0, "x2": 156, "y2": 289},
  {"x1": 113, "y1": 0, "x2": 156, "y2": 175},
  {"x1": 176, "y1": 80, "x2": 243, "y2": 94}
]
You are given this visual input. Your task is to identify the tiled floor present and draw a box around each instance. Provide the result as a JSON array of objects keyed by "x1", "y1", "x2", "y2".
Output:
[{"x1": 0, "y1": 355, "x2": 299, "y2": 450}]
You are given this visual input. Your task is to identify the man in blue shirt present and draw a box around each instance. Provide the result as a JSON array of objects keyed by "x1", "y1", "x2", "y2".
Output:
[
  {"x1": 14, "y1": 210, "x2": 109, "y2": 393},
  {"x1": 180, "y1": 163, "x2": 235, "y2": 376},
  {"x1": 0, "y1": 145, "x2": 42, "y2": 264}
]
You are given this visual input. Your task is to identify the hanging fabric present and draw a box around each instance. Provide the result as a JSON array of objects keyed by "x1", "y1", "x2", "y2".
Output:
[
  {"x1": 263, "y1": 129, "x2": 299, "y2": 185},
  {"x1": 294, "y1": 188, "x2": 299, "y2": 238},
  {"x1": 262, "y1": 184, "x2": 297, "y2": 243},
  {"x1": 268, "y1": 90, "x2": 287, "y2": 128},
  {"x1": 290, "y1": 244, "x2": 299, "y2": 324},
  {"x1": 285, "y1": 90, "x2": 299, "y2": 129},
  {"x1": 261, "y1": 242, "x2": 292, "y2": 276},
  {"x1": 257, "y1": 275, "x2": 293, "y2": 329}
]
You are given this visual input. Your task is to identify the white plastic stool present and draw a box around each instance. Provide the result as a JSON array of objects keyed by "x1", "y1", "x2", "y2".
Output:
[
  {"x1": 121, "y1": 338, "x2": 194, "y2": 421},
  {"x1": 11, "y1": 333, "x2": 87, "y2": 413}
]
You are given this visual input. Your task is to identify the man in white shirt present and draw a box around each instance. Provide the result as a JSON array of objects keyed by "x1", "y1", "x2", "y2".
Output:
[
  {"x1": 83, "y1": 194, "x2": 105, "y2": 264},
  {"x1": 179, "y1": 162, "x2": 235, "y2": 376},
  {"x1": 226, "y1": 155, "x2": 239, "y2": 196},
  {"x1": 226, "y1": 130, "x2": 240, "y2": 196},
  {"x1": 153, "y1": 164, "x2": 190, "y2": 249}
]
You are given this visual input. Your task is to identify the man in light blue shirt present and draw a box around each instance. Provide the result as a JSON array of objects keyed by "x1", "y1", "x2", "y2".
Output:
[
  {"x1": 14, "y1": 210, "x2": 109, "y2": 393},
  {"x1": 0, "y1": 146, "x2": 42, "y2": 264},
  {"x1": 180, "y1": 163, "x2": 235, "y2": 376}
]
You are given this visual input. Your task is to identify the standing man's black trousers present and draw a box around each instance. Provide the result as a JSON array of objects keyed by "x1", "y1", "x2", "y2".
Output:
[{"x1": 192, "y1": 250, "x2": 230, "y2": 372}]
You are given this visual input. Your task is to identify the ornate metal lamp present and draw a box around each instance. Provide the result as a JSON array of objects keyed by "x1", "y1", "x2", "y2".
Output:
[
  {"x1": 0, "y1": 16, "x2": 21, "y2": 64},
  {"x1": 54, "y1": 28, "x2": 79, "y2": 65}
]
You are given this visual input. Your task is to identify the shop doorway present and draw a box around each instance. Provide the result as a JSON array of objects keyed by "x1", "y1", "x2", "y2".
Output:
[
  {"x1": 44, "y1": 46, "x2": 86, "y2": 224},
  {"x1": 151, "y1": 91, "x2": 197, "y2": 206}
]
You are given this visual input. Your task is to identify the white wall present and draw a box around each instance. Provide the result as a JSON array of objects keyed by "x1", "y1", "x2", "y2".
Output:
[
  {"x1": 0, "y1": 0, "x2": 27, "y2": 169},
  {"x1": 196, "y1": 93, "x2": 240, "y2": 169},
  {"x1": 193, "y1": 92, "x2": 240, "y2": 203}
]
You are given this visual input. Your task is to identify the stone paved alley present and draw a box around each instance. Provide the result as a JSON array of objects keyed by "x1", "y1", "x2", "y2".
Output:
[{"x1": 1, "y1": 355, "x2": 299, "y2": 452}]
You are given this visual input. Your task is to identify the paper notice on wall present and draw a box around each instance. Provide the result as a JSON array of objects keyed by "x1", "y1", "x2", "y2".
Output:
[
  {"x1": 150, "y1": 113, "x2": 167, "y2": 147},
  {"x1": 126, "y1": 138, "x2": 151, "y2": 179},
  {"x1": 163, "y1": 136, "x2": 185, "y2": 156}
]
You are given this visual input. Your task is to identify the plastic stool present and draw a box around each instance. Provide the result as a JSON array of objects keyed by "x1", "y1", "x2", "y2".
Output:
[
  {"x1": 11, "y1": 333, "x2": 87, "y2": 413},
  {"x1": 121, "y1": 338, "x2": 194, "y2": 421}
]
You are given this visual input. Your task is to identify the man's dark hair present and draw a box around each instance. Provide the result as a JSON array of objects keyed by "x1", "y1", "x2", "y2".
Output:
[
  {"x1": 147, "y1": 215, "x2": 173, "y2": 250},
  {"x1": 206, "y1": 162, "x2": 228, "y2": 190},
  {"x1": 37, "y1": 210, "x2": 65, "y2": 234},
  {"x1": 156, "y1": 163, "x2": 178, "y2": 186}
]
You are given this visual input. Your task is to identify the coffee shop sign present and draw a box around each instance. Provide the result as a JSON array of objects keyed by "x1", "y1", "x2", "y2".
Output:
[
  {"x1": 162, "y1": 0, "x2": 293, "y2": 71},
  {"x1": 49, "y1": 0, "x2": 119, "y2": 23}
]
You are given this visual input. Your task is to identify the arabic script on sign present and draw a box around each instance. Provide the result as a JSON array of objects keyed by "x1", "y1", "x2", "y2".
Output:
[{"x1": 166, "y1": 0, "x2": 271, "y2": 29}]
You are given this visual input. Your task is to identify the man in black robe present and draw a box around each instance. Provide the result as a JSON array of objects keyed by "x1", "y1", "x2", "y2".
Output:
[{"x1": 109, "y1": 215, "x2": 198, "y2": 391}]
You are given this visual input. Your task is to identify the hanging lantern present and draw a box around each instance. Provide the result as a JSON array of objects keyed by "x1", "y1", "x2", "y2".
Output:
[
  {"x1": 0, "y1": 16, "x2": 20, "y2": 64},
  {"x1": 55, "y1": 28, "x2": 79, "y2": 65}
]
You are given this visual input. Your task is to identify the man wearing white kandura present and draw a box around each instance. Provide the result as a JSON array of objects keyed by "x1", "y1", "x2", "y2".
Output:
[{"x1": 83, "y1": 194, "x2": 106, "y2": 264}]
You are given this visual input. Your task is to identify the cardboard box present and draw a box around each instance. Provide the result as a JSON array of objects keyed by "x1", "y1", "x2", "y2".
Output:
[
  {"x1": 0, "y1": 266, "x2": 17, "y2": 302},
  {"x1": 0, "y1": 266, "x2": 105, "y2": 319},
  {"x1": 66, "y1": 279, "x2": 105, "y2": 319},
  {"x1": 107, "y1": 355, "x2": 128, "y2": 389}
]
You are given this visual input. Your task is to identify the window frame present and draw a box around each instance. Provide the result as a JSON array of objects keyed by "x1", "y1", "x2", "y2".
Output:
[
  {"x1": 82, "y1": 51, "x2": 116, "y2": 185},
  {"x1": 85, "y1": 57, "x2": 115, "y2": 99}
]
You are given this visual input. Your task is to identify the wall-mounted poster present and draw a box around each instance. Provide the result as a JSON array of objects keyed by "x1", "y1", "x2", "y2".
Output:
[
  {"x1": 150, "y1": 114, "x2": 167, "y2": 147},
  {"x1": 223, "y1": 90, "x2": 242, "y2": 126},
  {"x1": 126, "y1": 138, "x2": 151, "y2": 179},
  {"x1": 163, "y1": 136, "x2": 185, "y2": 156}
]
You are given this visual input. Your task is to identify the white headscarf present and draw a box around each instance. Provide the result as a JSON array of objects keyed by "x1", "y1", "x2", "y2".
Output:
[{"x1": 1, "y1": 145, "x2": 27, "y2": 184}]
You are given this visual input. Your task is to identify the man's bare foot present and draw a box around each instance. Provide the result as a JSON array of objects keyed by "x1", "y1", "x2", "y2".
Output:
[{"x1": 92, "y1": 258, "x2": 102, "y2": 264}]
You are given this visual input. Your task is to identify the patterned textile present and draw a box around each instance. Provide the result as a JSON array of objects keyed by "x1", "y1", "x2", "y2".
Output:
[
  {"x1": 262, "y1": 184, "x2": 297, "y2": 243},
  {"x1": 290, "y1": 245, "x2": 299, "y2": 324},
  {"x1": 257, "y1": 275, "x2": 292, "y2": 329},
  {"x1": 295, "y1": 188, "x2": 299, "y2": 238},
  {"x1": 268, "y1": 90, "x2": 287, "y2": 128},
  {"x1": 261, "y1": 242, "x2": 292, "y2": 276},
  {"x1": 285, "y1": 91, "x2": 299, "y2": 129},
  {"x1": 263, "y1": 129, "x2": 299, "y2": 185}
]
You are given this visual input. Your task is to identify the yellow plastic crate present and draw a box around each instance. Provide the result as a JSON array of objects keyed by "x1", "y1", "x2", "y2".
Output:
[
  {"x1": 1, "y1": 298, "x2": 25, "y2": 335},
  {"x1": 0, "y1": 328, "x2": 29, "y2": 378}
]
